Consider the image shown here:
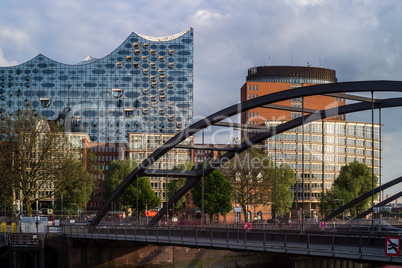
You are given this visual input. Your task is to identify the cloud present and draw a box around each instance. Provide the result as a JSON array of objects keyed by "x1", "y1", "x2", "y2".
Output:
[
  {"x1": 1, "y1": 0, "x2": 402, "y2": 185},
  {"x1": 0, "y1": 48, "x2": 18, "y2": 67}
]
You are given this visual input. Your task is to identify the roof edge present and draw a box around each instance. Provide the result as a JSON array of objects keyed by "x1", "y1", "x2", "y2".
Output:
[{"x1": 135, "y1": 27, "x2": 192, "y2": 42}]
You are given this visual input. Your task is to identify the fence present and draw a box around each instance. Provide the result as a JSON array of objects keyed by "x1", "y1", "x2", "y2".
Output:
[{"x1": 63, "y1": 224, "x2": 399, "y2": 263}]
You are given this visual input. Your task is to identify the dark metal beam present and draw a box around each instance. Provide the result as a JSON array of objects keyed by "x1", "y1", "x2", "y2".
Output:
[
  {"x1": 143, "y1": 169, "x2": 201, "y2": 178},
  {"x1": 92, "y1": 81, "x2": 402, "y2": 226},
  {"x1": 175, "y1": 144, "x2": 237, "y2": 151},
  {"x1": 213, "y1": 121, "x2": 270, "y2": 130},
  {"x1": 323, "y1": 176, "x2": 402, "y2": 221},
  {"x1": 354, "y1": 191, "x2": 402, "y2": 220},
  {"x1": 147, "y1": 98, "x2": 402, "y2": 227},
  {"x1": 261, "y1": 104, "x2": 317, "y2": 114},
  {"x1": 324, "y1": 93, "x2": 376, "y2": 102}
]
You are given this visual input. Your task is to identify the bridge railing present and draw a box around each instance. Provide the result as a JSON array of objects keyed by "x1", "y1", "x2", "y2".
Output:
[{"x1": 63, "y1": 224, "x2": 388, "y2": 256}]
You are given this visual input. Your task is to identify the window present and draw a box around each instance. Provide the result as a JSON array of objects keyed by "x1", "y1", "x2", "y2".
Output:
[
  {"x1": 124, "y1": 109, "x2": 134, "y2": 118},
  {"x1": 168, "y1": 63, "x2": 175, "y2": 69},
  {"x1": 125, "y1": 56, "x2": 132, "y2": 62},
  {"x1": 116, "y1": 62, "x2": 122, "y2": 68},
  {"x1": 133, "y1": 62, "x2": 139, "y2": 69},
  {"x1": 40, "y1": 98, "x2": 50, "y2": 107},
  {"x1": 112, "y1": 88, "x2": 122, "y2": 98}
]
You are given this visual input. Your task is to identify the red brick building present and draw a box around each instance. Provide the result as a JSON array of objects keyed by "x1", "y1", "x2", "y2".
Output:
[{"x1": 83, "y1": 141, "x2": 128, "y2": 211}]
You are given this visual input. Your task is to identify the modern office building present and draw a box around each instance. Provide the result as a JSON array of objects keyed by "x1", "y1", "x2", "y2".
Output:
[
  {"x1": 0, "y1": 28, "x2": 194, "y2": 143},
  {"x1": 125, "y1": 133, "x2": 193, "y2": 204},
  {"x1": 240, "y1": 65, "x2": 381, "y2": 217}
]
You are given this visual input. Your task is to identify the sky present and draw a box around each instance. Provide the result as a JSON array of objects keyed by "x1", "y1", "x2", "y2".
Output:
[{"x1": 1, "y1": 0, "x2": 402, "y2": 198}]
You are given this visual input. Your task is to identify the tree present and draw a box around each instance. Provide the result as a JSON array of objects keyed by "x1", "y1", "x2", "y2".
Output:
[
  {"x1": 275, "y1": 163, "x2": 297, "y2": 215},
  {"x1": 54, "y1": 151, "x2": 100, "y2": 213},
  {"x1": 167, "y1": 162, "x2": 194, "y2": 213},
  {"x1": 321, "y1": 161, "x2": 378, "y2": 218},
  {"x1": 191, "y1": 168, "x2": 233, "y2": 223},
  {"x1": 0, "y1": 105, "x2": 96, "y2": 216},
  {"x1": 103, "y1": 160, "x2": 160, "y2": 214},
  {"x1": 220, "y1": 146, "x2": 295, "y2": 221}
]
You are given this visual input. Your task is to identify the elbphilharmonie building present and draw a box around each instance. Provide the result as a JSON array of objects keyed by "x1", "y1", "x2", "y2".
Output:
[{"x1": 0, "y1": 28, "x2": 194, "y2": 143}]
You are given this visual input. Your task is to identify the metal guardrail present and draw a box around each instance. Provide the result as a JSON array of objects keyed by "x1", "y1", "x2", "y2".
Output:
[
  {"x1": 63, "y1": 224, "x2": 402, "y2": 264},
  {"x1": 7, "y1": 233, "x2": 45, "y2": 246}
]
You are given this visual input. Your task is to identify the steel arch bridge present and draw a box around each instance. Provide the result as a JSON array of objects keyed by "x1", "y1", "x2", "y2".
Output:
[{"x1": 91, "y1": 80, "x2": 402, "y2": 226}]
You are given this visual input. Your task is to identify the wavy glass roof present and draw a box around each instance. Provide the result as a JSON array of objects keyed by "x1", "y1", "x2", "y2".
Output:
[{"x1": 0, "y1": 28, "x2": 194, "y2": 143}]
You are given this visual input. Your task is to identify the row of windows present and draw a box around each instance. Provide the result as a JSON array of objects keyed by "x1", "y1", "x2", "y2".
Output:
[
  {"x1": 248, "y1": 77, "x2": 333, "y2": 84},
  {"x1": 248, "y1": 94, "x2": 258, "y2": 100},
  {"x1": 248, "y1": 85, "x2": 258, "y2": 91}
]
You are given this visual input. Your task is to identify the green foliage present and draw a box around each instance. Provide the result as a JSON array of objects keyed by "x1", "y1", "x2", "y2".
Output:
[
  {"x1": 220, "y1": 146, "x2": 295, "y2": 221},
  {"x1": 54, "y1": 157, "x2": 98, "y2": 212},
  {"x1": 103, "y1": 160, "x2": 160, "y2": 212},
  {"x1": 168, "y1": 162, "x2": 194, "y2": 212},
  {"x1": 321, "y1": 161, "x2": 378, "y2": 218},
  {"x1": 0, "y1": 105, "x2": 96, "y2": 216},
  {"x1": 191, "y1": 168, "x2": 233, "y2": 222},
  {"x1": 275, "y1": 163, "x2": 296, "y2": 215}
]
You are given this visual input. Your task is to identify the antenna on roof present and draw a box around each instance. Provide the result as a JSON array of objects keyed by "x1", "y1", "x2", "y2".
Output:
[
  {"x1": 268, "y1": 56, "x2": 270, "y2": 66},
  {"x1": 319, "y1": 58, "x2": 322, "y2": 67}
]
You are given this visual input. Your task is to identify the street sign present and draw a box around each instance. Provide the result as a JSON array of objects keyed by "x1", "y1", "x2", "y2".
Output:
[
  {"x1": 244, "y1": 222, "x2": 252, "y2": 230},
  {"x1": 47, "y1": 209, "x2": 53, "y2": 214},
  {"x1": 320, "y1": 221, "x2": 327, "y2": 229},
  {"x1": 234, "y1": 207, "x2": 242, "y2": 213},
  {"x1": 119, "y1": 213, "x2": 122, "y2": 218},
  {"x1": 386, "y1": 236, "x2": 400, "y2": 256}
]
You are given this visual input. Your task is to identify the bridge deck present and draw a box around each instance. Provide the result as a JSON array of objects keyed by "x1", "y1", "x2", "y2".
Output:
[{"x1": 63, "y1": 225, "x2": 401, "y2": 264}]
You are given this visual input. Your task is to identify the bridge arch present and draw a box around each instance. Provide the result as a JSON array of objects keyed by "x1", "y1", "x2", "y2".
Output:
[{"x1": 92, "y1": 81, "x2": 402, "y2": 226}]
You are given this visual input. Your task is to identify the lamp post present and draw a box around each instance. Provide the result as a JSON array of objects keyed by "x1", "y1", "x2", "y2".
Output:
[{"x1": 334, "y1": 199, "x2": 344, "y2": 222}]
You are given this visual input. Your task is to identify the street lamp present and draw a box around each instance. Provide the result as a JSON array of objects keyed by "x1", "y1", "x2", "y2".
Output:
[{"x1": 334, "y1": 199, "x2": 344, "y2": 222}]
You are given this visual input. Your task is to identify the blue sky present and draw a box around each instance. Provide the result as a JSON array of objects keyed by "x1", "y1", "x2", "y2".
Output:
[{"x1": 1, "y1": 0, "x2": 402, "y2": 198}]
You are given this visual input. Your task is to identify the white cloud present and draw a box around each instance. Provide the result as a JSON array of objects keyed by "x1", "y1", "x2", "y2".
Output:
[{"x1": 0, "y1": 48, "x2": 18, "y2": 67}]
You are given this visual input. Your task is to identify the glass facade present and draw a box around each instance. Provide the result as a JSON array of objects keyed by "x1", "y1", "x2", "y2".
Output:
[{"x1": 0, "y1": 28, "x2": 194, "y2": 143}]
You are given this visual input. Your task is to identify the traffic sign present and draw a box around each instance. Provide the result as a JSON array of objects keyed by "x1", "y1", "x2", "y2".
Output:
[
  {"x1": 386, "y1": 236, "x2": 400, "y2": 256},
  {"x1": 244, "y1": 222, "x2": 252, "y2": 230},
  {"x1": 320, "y1": 221, "x2": 327, "y2": 229}
]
